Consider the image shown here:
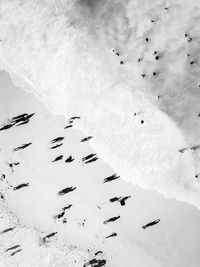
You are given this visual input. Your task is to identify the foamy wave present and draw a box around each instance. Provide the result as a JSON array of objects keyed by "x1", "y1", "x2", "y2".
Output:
[{"x1": 0, "y1": 0, "x2": 200, "y2": 208}]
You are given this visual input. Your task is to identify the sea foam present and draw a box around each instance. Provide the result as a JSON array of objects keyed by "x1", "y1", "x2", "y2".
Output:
[{"x1": 0, "y1": 0, "x2": 200, "y2": 208}]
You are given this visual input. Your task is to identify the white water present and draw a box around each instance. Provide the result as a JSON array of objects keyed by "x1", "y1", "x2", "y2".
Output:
[{"x1": 0, "y1": 0, "x2": 200, "y2": 208}]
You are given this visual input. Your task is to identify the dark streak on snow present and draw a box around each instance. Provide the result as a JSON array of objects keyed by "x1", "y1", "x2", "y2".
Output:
[
  {"x1": 178, "y1": 147, "x2": 188, "y2": 153},
  {"x1": 13, "y1": 142, "x2": 32, "y2": 152},
  {"x1": 185, "y1": 34, "x2": 192, "y2": 42},
  {"x1": 54, "y1": 204, "x2": 72, "y2": 220},
  {"x1": 12, "y1": 113, "x2": 28, "y2": 120},
  {"x1": 0, "y1": 227, "x2": 15, "y2": 235},
  {"x1": 50, "y1": 143, "x2": 63, "y2": 149},
  {"x1": 65, "y1": 155, "x2": 74, "y2": 163},
  {"x1": 15, "y1": 113, "x2": 35, "y2": 127},
  {"x1": 16, "y1": 120, "x2": 30, "y2": 126},
  {"x1": 106, "y1": 232, "x2": 117, "y2": 239},
  {"x1": 10, "y1": 249, "x2": 22, "y2": 256},
  {"x1": 13, "y1": 183, "x2": 29, "y2": 191},
  {"x1": 0, "y1": 192, "x2": 4, "y2": 200},
  {"x1": 103, "y1": 174, "x2": 120, "y2": 183},
  {"x1": 83, "y1": 259, "x2": 106, "y2": 267},
  {"x1": 0, "y1": 124, "x2": 14, "y2": 131},
  {"x1": 103, "y1": 216, "x2": 120, "y2": 224},
  {"x1": 109, "y1": 197, "x2": 121, "y2": 203},
  {"x1": 58, "y1": 186, "x2": 76, "y2": 196},
  {"x1": 142, "y1": 219, "x2": 160, "y2": 229},
  {"x1": 120, "y1": 196, "x2": 131, "y2": 206},
  {"x1": 51, "y1": 137, "x2": 64, "y2": 144},
  {"x1": 0, "y1": 174, "x2": 5, "y2": 180},
  {"x1": 80, "y1": 136, "x2": 93, "y2": 142},
  {"x1": 0, "y1": 113, "x2": 35, "y2": 131},
  {"x1": 83, "y1": 157, "x2": 98, "y2": 164},
  {"x1": 5, "y1": 245, "x2": 21, "y2": 252},
  {"x1": 109, "y1": 195, "x2": 131, "y2": 206},
  {"x1": 190, "y1": 144, "x2": 200, "y2": 151},
  {"x1": 69, "y1": 116, "x2": 81, "y2": 124},
  {"x1": 8, "y1": 162, "x2": 20, "y2": 172},
  {"x1": 94, "y1": 251, "x2": 103, "y2": 256},
  {"x1": 52, "y1": 155, "x2": 63, "y2": 162},
  {"x1": 64, "y1": 125, "x2": 73, "y2": 129},
  {"x1": 82, "y1": 153, "x2": 98, "y2": 164},
  {"x1": 178, "y1": 144, "x2": 200, "y2": 153},
  {"x1": 41, "y1": 232, "x2": 58, "y2": 243}
]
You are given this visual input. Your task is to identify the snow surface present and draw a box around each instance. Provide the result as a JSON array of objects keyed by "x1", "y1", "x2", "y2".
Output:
[
  {"x1": 0, "y1": 0, "x2": 200, "y2": 208},
  {"x1": 1, "y1": 71, "x2": 200, "y2": 267}
]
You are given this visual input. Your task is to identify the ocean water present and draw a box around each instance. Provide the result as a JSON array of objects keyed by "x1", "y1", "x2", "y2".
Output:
[{"x1": 0, "y1": 0, "x2": 200, "y2": 209}]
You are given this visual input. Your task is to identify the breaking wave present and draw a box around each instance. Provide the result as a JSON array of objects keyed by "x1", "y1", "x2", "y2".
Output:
[{"x1": 1, "y1": 0, "x2": 200, "y2": 208}]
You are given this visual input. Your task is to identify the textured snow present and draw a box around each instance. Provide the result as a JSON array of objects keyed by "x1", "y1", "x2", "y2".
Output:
[{"x1": 0, "y1": 0, "x2": 200, "y2": 208}]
